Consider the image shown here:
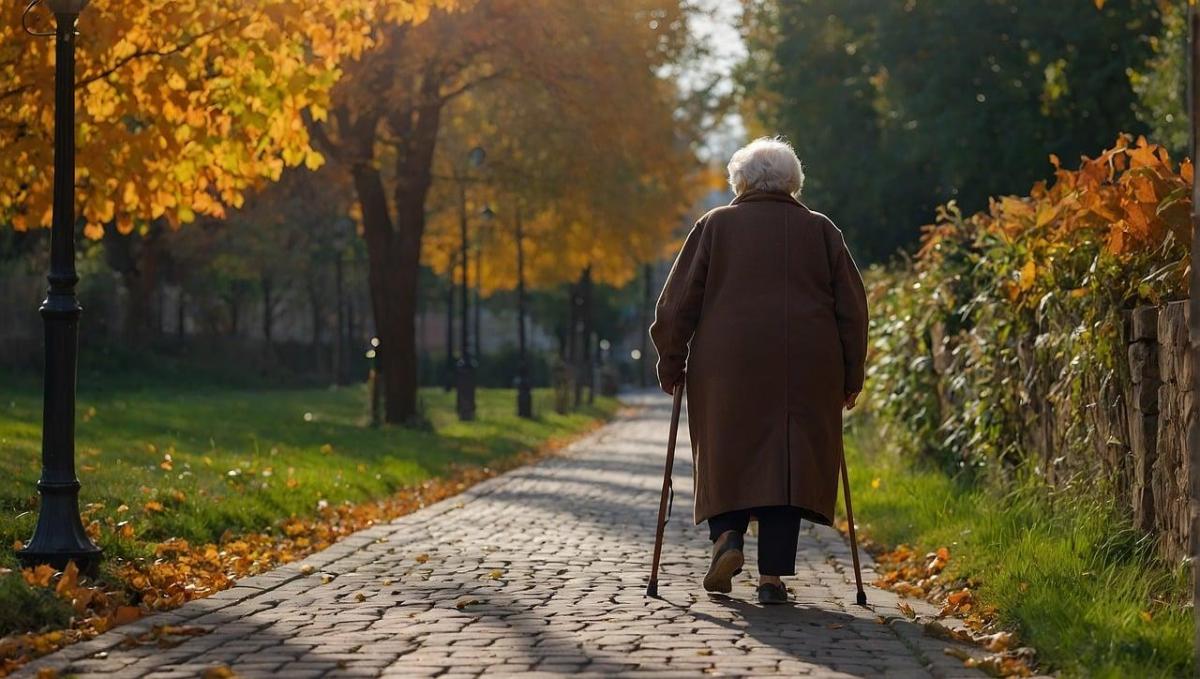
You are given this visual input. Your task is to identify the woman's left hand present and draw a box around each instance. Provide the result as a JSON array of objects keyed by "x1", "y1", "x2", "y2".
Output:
[{"x1": 843, "y1": 392, "x2": 860, "y2": 410}]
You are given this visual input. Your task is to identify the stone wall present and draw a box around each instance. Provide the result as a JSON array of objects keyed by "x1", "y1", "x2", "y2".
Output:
[
  {"x1": 1125, "y1": 301, "x2": 1194, "y2": 563},
  {"x1": 932, "y1": 300, "x2": 1194, "y2": 562}
]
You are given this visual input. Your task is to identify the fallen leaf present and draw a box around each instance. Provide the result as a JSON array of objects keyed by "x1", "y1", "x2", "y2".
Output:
[
  {"x1": 898, "y1": 601, "x2": 916, "y2": 619},
  {"x1": 455, "y1": 597, "x2": 479, "y2": 610},
  {"x1": 299, "y1": 564, "x2": 315, "y2": 576},
  {"x1": 113, "y1": 606, "x2": 141, "y2": 625},
  {"x1": 201, "y1": 665, "x2": 238, "y2": 678},
  {"x1": 415, "y1": 553, "x2": 429, "y2": 564},
  {"x1": 354, "y1": 592, "x2": 366, "y2": 602}
]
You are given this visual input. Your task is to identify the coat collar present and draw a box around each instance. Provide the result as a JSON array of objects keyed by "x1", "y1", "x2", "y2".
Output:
[{"x1": 730, "y1": 190, "x2": 803, "y2": 207}]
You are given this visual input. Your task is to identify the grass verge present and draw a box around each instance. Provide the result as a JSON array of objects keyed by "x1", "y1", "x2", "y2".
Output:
[
  {"x1": 843, "y1": 418, "x2": 1193, "y2": 679},
  {"x1": 1, "y1": 374, "x2": 617, "y2": 642}
]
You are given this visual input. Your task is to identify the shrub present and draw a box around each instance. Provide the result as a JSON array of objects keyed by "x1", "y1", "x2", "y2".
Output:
[{"x1": 868, "y1": 134, "x2": 1190, "y2": 481}]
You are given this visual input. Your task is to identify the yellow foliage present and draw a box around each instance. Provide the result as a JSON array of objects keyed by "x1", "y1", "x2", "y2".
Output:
[{"x1": 0, "y1": 0, "x2": 456, "y2": 237}]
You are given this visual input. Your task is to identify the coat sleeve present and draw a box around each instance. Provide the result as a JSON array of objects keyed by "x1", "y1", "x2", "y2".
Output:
[
  {"x1": 649, "y1": 218, "x2": 710, "y2": 392},
  {"x1": 826, "y1": 222, "x2": 869, "y2": 394}
]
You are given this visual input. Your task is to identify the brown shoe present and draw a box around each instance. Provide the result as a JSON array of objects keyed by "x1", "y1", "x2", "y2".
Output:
[{"x1": 703, "y1": 531, "x2": 744, "y2": 593}]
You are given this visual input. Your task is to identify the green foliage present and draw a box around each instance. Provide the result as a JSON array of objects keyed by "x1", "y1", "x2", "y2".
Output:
[
  {"x1": 1129, "y1": 1, "x2": 1189, "y2": 155},
  {"x1": 865, "y1": 137, "x2": 1189, "y2": 476},
  {"x1": 843, "y1": 423, "x2": 1194, "y2": 678},
  {"x1": 738, "y1": 0, "x2": 1161, "y2": 262}
]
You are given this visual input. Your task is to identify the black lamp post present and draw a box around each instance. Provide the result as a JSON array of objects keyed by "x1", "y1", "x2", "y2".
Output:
[
  {"x1": 455, "y1": 146, "x2": 486, "y2": 421},
  {"x1": 513, "y1": 205, "x2": 533, "y2": 418},
  {"x1": 17, "y1": 0, "x2": 102, "y2": 574}
]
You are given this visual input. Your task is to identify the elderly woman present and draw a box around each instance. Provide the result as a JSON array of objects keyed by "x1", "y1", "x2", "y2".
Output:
[{"x1": 650, "y1": 137, "x2": 869, "y2": 605}]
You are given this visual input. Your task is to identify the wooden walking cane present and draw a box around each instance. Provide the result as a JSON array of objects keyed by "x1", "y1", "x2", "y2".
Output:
[
  {"x1": 840, "y1": 451, "x2": 868, "y2": 606},
  {"x1": 646, "y1": 377, "x2": 685, "y2": 598}
]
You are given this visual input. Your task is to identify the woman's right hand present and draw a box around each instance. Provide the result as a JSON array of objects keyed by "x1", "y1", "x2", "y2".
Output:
[{"x1": 843, "y1": 392, "x2": 860, "y2": 410}]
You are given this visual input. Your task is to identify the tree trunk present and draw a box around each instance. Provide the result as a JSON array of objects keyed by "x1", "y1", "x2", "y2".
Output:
[
  {"x1": 640, "y1": 264, "x2": 652, "y2": 388},
  {"x1": 353, "y1": 163, "x2": 425, "y2": 425},
  {"x1": 262, "y1": 277, "x2": 274, "y2": 347},
  {"x1": 228, "y1": 297, "x2": 240, "y2": 337},
  {"x1": 334, "y1": 256, "x2": 345, "y2": 385},
  {"x1": 308, "y1": 281, "x2": 324, "y2": 374},
  {"x1": 103, "y1": 223, "x2": 163, "y2": 344},
  {"x1": 572, "y1": 267, "x2": 592, "y2": 409},
  {"x1": 177, "y1": 290, "x2": 186, "y2": 344},
  {"x1": 445, "y1": 257, "x2": 455, "y2": 391},
  {"x1": 474, "y1": 245, "x2": 482, "y2": 362}
]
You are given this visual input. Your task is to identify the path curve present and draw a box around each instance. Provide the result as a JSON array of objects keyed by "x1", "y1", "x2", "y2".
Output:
[{"x1": 19, "y1": 393, "x2": 987, "y2": 678}]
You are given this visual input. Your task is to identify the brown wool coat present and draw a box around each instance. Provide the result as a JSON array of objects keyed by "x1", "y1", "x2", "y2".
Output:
[{"x1": 650, "y1": 190, "x2": 869, "y2": 526}]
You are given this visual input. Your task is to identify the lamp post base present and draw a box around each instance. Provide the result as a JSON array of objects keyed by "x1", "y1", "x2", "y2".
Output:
[{"x1": 18, "y1": 481, "x2": 101, "y2": 574}]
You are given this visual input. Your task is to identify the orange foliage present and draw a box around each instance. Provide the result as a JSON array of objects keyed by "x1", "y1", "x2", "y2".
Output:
[
  {"x1": 918, "y1": 134, "x2": 1191, "y2": 306},
  {"x1": 0, "y1": 0, "x2": 455, "y2": 237}
]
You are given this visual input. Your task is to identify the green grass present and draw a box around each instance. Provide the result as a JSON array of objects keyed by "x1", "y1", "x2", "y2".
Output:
[
  {"x1": 844, "y1": 418, "x2": 1193, "y2": 679},
  {"x1": 0, "y1": 372, "x2": 617, "y2": 634}
]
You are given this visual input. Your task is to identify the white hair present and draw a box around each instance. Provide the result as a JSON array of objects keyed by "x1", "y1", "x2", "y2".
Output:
[{"x1": 726, "y1": 137, "x2": 805, "y2": 197}]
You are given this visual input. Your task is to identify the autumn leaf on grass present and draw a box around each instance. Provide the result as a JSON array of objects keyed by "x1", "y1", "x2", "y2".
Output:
[
  {"x1": 144, "y1": 501, "x2": 165, "y2": 513},
  {"x1": 54, "y1": 562, "x2": 80, "y2": 596},
  {"x1": 320, "y1": 444, "x2": 334, "y2": 455},
  {"x1": 23, "y1": 564, "x2": 55, "y2": 587}
]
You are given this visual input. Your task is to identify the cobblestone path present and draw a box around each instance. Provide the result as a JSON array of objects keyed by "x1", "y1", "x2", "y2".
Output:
[{"x1": 21, "y1": 393, "x2": 988, "y2": 678}]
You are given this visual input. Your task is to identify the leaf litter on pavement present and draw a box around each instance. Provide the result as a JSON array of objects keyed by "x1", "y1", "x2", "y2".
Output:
[
  {"x1": 836, "y1": 521, "x2": 1038, "y2": 678},
  {"x1": 0, "y1": 432, "x2": 592, "y2": 677}
]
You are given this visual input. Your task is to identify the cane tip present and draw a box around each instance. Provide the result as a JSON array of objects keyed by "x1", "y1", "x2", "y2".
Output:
[
  {"x1": 855, "y1": 590, "x2": 868, "y2": 607},
  {"x1": 645, "y1": 583, "x2": 658, "y2": 598}
]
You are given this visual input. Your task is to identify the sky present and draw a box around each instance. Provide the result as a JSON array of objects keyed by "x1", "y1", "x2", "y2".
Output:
[{"x1": 686, "y1": 0, "x2": 748, "y2": 161}]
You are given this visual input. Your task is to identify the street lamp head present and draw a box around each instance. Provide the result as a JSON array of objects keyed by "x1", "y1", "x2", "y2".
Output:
[
  {"x1": 467, "y1": 146, "x2": 487, "y2": 169},
  {"x1": 46, "y1": 0, "x2": 89, "y2": 14}
]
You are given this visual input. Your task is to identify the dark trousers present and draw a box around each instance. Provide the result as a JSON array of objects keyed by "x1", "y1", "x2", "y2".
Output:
[{"x1": 708, "y1": 506, "x2": 803, "y2": 576}]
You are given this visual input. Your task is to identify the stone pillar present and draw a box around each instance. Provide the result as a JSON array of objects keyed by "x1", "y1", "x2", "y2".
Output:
[
  {"x1": 1155, "y1": 300, "x2": 1192, "y2": 562},
  {"x1": 1127, "y1": 306, "x2": 1161, "y2": 534}
]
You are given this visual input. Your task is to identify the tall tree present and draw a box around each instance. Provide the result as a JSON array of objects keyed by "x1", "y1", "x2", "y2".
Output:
[
  {"x1": 311, "y1": 0, "x2": 695, "y2": 424},
  {"x1": 738, "y1": 0, "x2": 1161, "y2": 262}
]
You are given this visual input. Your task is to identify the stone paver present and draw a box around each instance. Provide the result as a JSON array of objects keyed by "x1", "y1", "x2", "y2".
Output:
[{"x1": 18, "y1": 393, "x2": 990, "y2": 678}]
